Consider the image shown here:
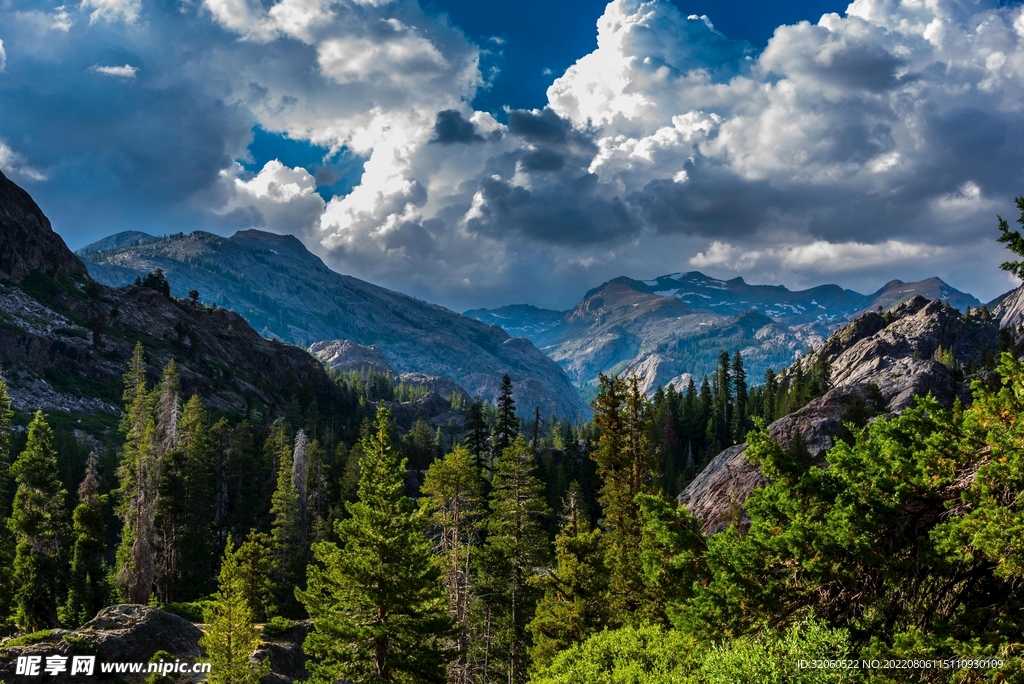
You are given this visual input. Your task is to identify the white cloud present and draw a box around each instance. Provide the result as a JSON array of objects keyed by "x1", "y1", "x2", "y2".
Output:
[
  {"x1": 0, "y1": 38, "x2": 6, "y2": 72},
  {"x1": 81, "y1": 0, "x2": 141, "y2": 24},
  {"x1": 0, "y1": 141, "x2": 48, "y2": 182},
  {"x1": 52, "y1": 6, "x2": 74, "y2": 32},
  {"x1": 210, "y1": 160, "x2": 327, "y2": 239},
  {"x1": 690, "y1": 239, "x2": 946, "y2": 273},
  {"x1": 88, "y1": 64, "x2": 139, "y2": 78}
]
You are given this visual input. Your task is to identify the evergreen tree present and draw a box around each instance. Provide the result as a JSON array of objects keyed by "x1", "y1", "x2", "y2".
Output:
[
  {"x1": 300, "y1": 406, "x2": 450, "y2": 683},
  {"x1": 234, "y1": 530, "x2": 274, "y2": 623},
  {"x1": 477, "y1": 437, "x2": 550, "y2": 684},
  {"x1": 178, "y1": 396, "x2": 218, "y2": 598},
  {"x1": 268, "y1": 426, "x2": 303, "y2": 618},
  {"x1": 200, "y1": 535, "x2": 270, "y2": 684},
  {"x1": 712, "y1": 350, "x2": 732, "y2": 452},
  {"x1": 116, "y1": 343, "x2": 159, "y2": 604},
  {"x1": 420, "y1": 445, "x2": 484, "y2": 684},
  {"x1": 60, "y1": 454, "x2": 108, "y2": 628},
  {"x1": 225, "y1": 421, "x2": 259, "y2": 538},
  {"x1": 494, "y1": 375, "x2": 518, "y2": 458},
  {"x1": 462, "y1": 398, "x2": 489, "y2": 472},
  {"x1": 730, "y1": 351, "x2": 748, "y2": 444},
  {"x1": 527, "y1": 488, "x2": 608, "y2": 671},
  {"x1": 10, "y1": 411, "x2": 69, "y2": 630},
  {"x1": 591, "y1": 374, "x2": 659, "y2": 625}
]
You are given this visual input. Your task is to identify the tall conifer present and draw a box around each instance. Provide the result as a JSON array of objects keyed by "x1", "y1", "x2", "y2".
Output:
[
  {"x1": 10, "y1": 411, "x2": 69, "y2": 630},
  {"x1": 420, "y1": 445, "x2": 484, "y2": 684},
  {"x1": 300, "y1": 406, "x2": 450, "y2": 683},
  {"x1": 527, "y1": 488, "x2": 608, "y2": 671},
  {"x1": 116, "y1": 343, "x2": 159, "y2": 604},
  {"x1": 200, "y1": 535, "x2": 270, "y2": 684},
  {"x1": 478, "y1": 437, "x2": 550, "y2": 684},
  {"x1": 60, "y1": 454, "x2": 107, "y2": 627}
]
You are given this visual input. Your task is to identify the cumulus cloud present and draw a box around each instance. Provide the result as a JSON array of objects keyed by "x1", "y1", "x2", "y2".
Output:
[
  {"x1": 0, "y1": 38, "x2": 5, "y2": 72},
  {"x1": 88, "y1": 64, "x2": 139, "y2": 79},
  {"x1": 3, "y1": 0, "x2": 1024, "y2": 309},
  {"x1": 209, "y1": 160, "x2": 327, "y2": 239}
]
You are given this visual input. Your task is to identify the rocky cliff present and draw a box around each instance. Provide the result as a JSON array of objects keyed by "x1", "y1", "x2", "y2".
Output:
[
  {"x1": 0, "y1": 170, "x2": 87, "y2": 283},
  {"x1": 0, "y1": 175, "x2": 343, "y2": 421},
  {"x1": 80, "y1": 231, "x2": 590, "y2": 418},
  {"x1": 679, "y1": 296, "x2": 999, "y2": 534}
]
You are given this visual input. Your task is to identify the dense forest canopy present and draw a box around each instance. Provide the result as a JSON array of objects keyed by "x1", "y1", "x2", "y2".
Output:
[{"x1": 2, "y1": 198, "x2": 1024, "y2": 681}]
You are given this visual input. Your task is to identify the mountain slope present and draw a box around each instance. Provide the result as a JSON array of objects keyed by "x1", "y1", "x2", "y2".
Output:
[
  {"x1": 80, "y1": 230, "x2": 590, "y2": 418},
  {"x1": 0, "y1": 170, "x2": 343, "y2": 421},
  {"x1": 467, "y1": 272, "x2": 981, "y2": 393}
]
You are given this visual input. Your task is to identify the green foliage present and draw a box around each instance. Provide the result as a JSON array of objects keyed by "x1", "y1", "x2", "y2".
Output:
[
  {"x1": 528, "y1": 489, "x2": 608, "y2": 671},
  {"x1": 591, "y1": 374, "x2": 658, "y2": 625},
  {"x1": 116, "y1": 342, "x2": 159, "y2": 605},
  {"x1": 262, "y1": 615, "x2": 294, "y2": 637},
  {"x1": 299, "y1": 406, "x2": 450, "y2": 684},
  {"x1": 60, "y1": 454, "x2": 109, "y2": 628},
  {"x1": 419, "y1": 445, "x2": 484, "y2": 684},
  {"x1": 0, "y1": 629, "x2": 55, "y2": 649},
  {"x1": 996, "y1": 195, "x2": 1024, "y2": 279},
  {"x1": 10, "y1": 410, "x2": 69, "y2": 631},
  {"x1": 477, "y1": 437, "x2": 551, "y2": 683},
  {"x1": 200, "y1": 536, "x2": 270, "y2": 684},
  {"x1": 160, "y1": 601, "x2": 214, "y2": 624},
  {"x1": 268, "y1": 424, "x2": 303, "y2": 618},
  {"x1": 528, "y1": 621, "x2": 858, "y2": 684}
]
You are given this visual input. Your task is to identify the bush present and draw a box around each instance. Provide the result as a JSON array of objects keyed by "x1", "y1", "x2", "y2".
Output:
[{"x1": 262, "y1": 615, "x2": 293, "y2": 637}]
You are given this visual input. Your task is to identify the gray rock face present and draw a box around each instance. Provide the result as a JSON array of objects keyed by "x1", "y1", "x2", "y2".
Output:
[
  {"x1": 80, "y1": 230, "x2": 590, "y2": 418},
  {"x1": 679, "y1": 297, "x2": 999, "y2": 534},
  {"x1": 254, "y1": 621, "x2": 311, "y2": 684},
  {"x1": 309, "y1": 339, "x2": 392, "y2": 374},
  {"x1": 992, "y1": 285, "x2": 1024, "y2": 328},
  {"x1": 0, "y1": 606, "x2": 202, "y2": 683},
  {"x1": 0, "y1": 169, "x2": 88, "y2": 283}
]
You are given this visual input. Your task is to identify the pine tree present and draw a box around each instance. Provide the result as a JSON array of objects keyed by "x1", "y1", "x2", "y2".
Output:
[
  {"x1": 731, "y1": 351, "x2": 748, "y2": 444},
  {"x1": 60, "y1": 454, "x2": 108, "y2": 628},
  {"x1": 235, "y1": 530, "x2": 274, "y2": 623},
  {"x1": 591, "y1": 374, "x2": 658, "y2": 625},
  {"x1": 178, "y1": 396, "x2": 218, "y2": 598},
  {"x1": 116, "y1": 343, "x2": 159, "y2": 604},
  {"x1": 463, "y1": 398, "x2": 489, "y2": 473},
  {"x1": 478, "y1": 437, "x2": 550, "y2": 684},
  {"x1": 200, "y1": 535, "x2": 270, "y2": 684},
  {"x1": 10, "y1": 411, "x2": 69, "y2": 631},
  {"x1": 494, "y1": 375, "x2": 518, "y2": 458},
  {"x1": 420, "y1": 445, "x2": 484, "y2": 684},
  {"x1": 269, "y1": 426, "x2": 303, "y2": 618},
  {"x1": 300, "y1": 406, "x2": 450, "y2": 683},
  {"x1": 527, "y1": 487, "x2": 608, "y2": 671}
]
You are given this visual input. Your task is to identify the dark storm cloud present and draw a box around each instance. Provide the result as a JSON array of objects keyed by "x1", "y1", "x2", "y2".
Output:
[
  {"x1": 507, "y1": 108, "x2": 573, "y2": 145},
  {"x1": 467, "y1": 173, "x2": 639, "y2": 245},
  {"x1": 519, "y1": 147, "x2": 565, "y2": 171},
  {"x1": 633, "y1": 164, "x2": 783, "y2": 237},
  {"x1": 430, "y1": 109, "x2": 484, "y2": 144}
]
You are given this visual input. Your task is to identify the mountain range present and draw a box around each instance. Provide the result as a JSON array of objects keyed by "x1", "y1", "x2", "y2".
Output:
[
  {"x1": 466, "y1": 272, "x2": 983, "y2": 394},
  {"x1": 77, "y1": 230, "x2": 590, "y2": 418}
]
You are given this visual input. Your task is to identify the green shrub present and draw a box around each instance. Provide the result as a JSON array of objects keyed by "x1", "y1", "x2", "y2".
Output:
[{"x1": 262, "y1": 615, "x2": 293, "y2": 637}]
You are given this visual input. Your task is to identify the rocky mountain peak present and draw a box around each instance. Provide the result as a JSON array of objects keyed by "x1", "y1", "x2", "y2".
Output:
[
  {"x1": 678, "y1": 295, "x2": 1000, "y2": 534},
  {"x1": 0, "y1": 169, "x2": 88, "y2": 283}
]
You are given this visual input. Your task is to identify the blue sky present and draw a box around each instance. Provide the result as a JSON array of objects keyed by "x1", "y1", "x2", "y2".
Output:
[{"x1": 1, "y1": 0, "x2": 1023, "y2": 310}]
